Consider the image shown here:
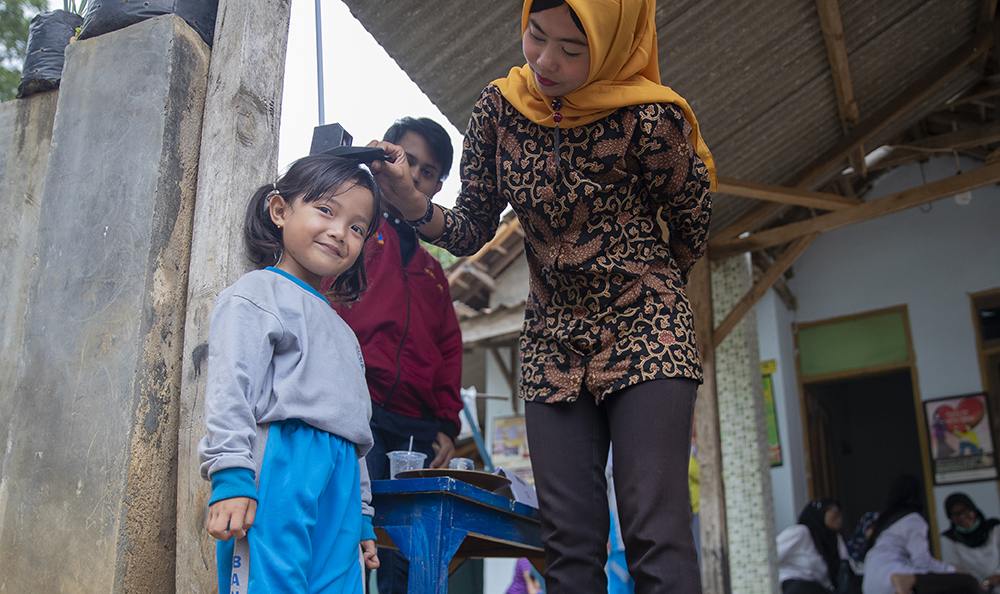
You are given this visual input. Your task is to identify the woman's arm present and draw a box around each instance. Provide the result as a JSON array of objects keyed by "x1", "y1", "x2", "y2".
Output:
[
  {"x1": 839, "y1": 534, "x2": 864, "y2": 575},
  {"x1": 901, "y1": 516, "x2": 955, "y2": 573},
  {"x1": 776, "y1": 524, "x2": 810, "y2": 563},
  {"x1": 370, "y1": 86, "x2": 507, "y2": 256},
  {"x1": 636, "y1": 103, "x2": 712, "y2": 280}
]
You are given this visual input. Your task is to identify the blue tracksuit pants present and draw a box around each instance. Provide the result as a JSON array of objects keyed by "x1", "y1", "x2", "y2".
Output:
[{"x1": 216, "y1": 420, "x2": 363, "y2": 593}]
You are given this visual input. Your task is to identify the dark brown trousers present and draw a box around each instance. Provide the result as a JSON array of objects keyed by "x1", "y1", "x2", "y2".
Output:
[{"x1": 525, "y1": 378, "x2": 701, "y2": 594}]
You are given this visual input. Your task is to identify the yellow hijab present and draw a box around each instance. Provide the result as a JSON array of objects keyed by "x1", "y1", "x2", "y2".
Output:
[{"x1": 492, "y1": 0, "x2": 717, "y2": 191}]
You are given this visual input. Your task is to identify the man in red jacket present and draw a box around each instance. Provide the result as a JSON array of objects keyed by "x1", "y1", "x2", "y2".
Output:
[{"x1": 333, "y1": 117, "x2": 464, "y2": 594}]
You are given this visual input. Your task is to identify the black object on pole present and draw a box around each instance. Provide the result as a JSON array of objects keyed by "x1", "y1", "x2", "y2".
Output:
[{"x1": 310, "y1": 123, "x2": 353, "y2": 155}]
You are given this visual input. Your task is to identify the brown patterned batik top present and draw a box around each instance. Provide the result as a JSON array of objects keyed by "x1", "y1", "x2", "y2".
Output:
[{"x1": 434, "y1": 85, "x2": 712, "y2": 404}]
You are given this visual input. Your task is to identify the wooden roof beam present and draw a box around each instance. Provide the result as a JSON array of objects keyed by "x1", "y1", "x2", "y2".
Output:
[
  {"x1": 815, "y1": 0, "x2": 866, "y2": 176},
  {"x1": 712, "y1": 234, "x2": 818, "y2": 349},
  {"x1": 718, "y1": 177, "x2": 861, "y2": 211},
  {"x1": 904, "y1": 120, "x2": 1000, "y2": 151},
  {"x1": 710, "y1": 160, "x2": 1000, "y2": 259},
  {"x1": 785, "y1": 27, "x2": 993, "y2": 189},
  {"x1": 712, "y1": 26, "x2": 994, "y2": 244}
]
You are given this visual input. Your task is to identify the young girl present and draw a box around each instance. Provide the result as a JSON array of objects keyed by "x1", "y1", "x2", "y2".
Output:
[
  {"x1": 863, "y1": 475, "x2": 979, "y2": 594},
  {"x1": 198, "y1": 154, "x2": 383, "y2": 593},
  {"x1": 777, "y1": 499, "x2": 862, "y2": 594},
  {"x1": 370, "y1": 1, "x2": 716, "y2": 592}
]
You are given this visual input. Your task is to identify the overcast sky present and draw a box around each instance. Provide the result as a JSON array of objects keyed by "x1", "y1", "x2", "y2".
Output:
[
  {"x1": 47, "y1": 1, "x2": 467, "y2": 206},
  {"x1": 278, "y1": 1, "x2": 465, "y2": 206}
]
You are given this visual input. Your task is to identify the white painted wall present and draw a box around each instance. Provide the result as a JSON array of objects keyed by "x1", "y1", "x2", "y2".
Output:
[
  {"x1": 758, "y1": 154, "x2": 1000, "y2": 540},
  {"x1": 757, "y1": 290, "x2": 809, "y2": 532}
]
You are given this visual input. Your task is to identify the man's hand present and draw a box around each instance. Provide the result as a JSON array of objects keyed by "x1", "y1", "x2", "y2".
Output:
[
  {"x1": 206, "y1": 497, "x2": 257, "y2": 541},
  {"x1": 430, "y1": 432, "x2": 456, "y2": 469},
  {"x1": 361, "y1": 539, "x2": 380, "y2": 569}
]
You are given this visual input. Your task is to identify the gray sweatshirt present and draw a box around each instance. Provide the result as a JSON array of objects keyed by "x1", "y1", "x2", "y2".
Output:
[{"x1": 198, "y1": 268, "x2": 374, "y2": 513}]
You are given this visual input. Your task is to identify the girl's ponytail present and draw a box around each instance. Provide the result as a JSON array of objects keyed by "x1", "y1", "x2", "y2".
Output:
[{"x1": 244, "y1": 183, "x2": 283, "y2": 268}]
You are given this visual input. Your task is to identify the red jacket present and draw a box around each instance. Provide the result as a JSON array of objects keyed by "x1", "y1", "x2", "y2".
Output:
[{"x1": 334, "y1": 218, "x2": 464, "y2": 438}]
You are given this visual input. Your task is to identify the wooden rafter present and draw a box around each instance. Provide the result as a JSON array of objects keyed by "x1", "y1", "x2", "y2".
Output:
[
  {"x1": 712, "y1": 202, "x2": 786, "y2": 242},
  {"x1": 712, "y1": 26, "x2": 994, "y2": 244},
  {"x1": 905, "y1": 121, "x2": 1000, "y2": 151},
  {"x1": 712, "y1": 234, "x2": 817, "y2": 349},
  {"x1": 710, "y1": 161, "x2": 1000, "y2": 258},
  {"x1": 815, "y1": 0, "x2": 866, "y2": 176},
  {"x1": 785, "y1": 27, "x2": 993, "y2": 189},
  {"x1": 718, "y1": 177, "x2": 861, "y2": 211},
  {"x1": 751, "y1": 252, "x2": 797, "y2": 310}
]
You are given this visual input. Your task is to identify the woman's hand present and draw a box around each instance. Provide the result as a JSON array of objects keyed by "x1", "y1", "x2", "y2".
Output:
[{"x1": 366, "y1": 140, "x2": 426, "y2": 220}]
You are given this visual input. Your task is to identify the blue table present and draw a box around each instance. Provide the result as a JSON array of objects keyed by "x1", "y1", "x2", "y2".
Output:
[{"x1": 371, "y1": 477, "x2": 544, "y2": 594}]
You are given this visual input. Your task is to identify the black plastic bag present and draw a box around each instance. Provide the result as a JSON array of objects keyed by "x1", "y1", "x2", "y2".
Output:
[
  {"x1": 17, "y1": 10, "x2": 84, "y2": 99},
  {"x1": 78, "y1": 0, "x2": 219, "y2": 48}
]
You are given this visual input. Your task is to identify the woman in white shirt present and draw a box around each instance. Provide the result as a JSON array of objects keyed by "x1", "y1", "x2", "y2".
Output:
[
  {"x1": 778, "y1": 498, "x2": 861, "y2": 594},
  {"x1": 940, "y1": 493, "x2": 1000, "y2": 589},
  {"x1": 862, "y1": 475, "x2": 980, "y2": 594}
]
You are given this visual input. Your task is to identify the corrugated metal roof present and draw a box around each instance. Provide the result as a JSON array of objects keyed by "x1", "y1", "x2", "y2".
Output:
[{"x1": 341, "y1": 0, "x2": 991, "y2": 233}]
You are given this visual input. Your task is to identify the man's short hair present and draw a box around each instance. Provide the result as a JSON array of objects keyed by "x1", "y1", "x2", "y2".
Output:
[{"x1": 383, "y1": 117, "x2": 454, "y2": 181}]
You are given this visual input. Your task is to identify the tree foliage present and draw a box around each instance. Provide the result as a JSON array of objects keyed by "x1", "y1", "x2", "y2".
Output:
[
  {"x1": 420, "y1": 241, "x2": 459, "y2": 271},
  {"x1": 1, "y1": 0, "x2": 49, "y2": 102}
]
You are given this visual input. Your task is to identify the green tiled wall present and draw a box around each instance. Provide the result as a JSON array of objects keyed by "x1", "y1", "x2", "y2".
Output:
[{"x1": 711, "y1": 256, "x2": 780, "y2": 594}]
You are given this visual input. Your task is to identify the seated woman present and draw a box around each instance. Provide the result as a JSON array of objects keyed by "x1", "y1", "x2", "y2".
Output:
[
  {"x1": 940, "y1": 493, "x2": 1000, "y2": 590},
  {"x1": 778, "y1": 498, "x2": 862, "y2": 594},
  {"x1": 862, "y1": 475, "x2": 980, "y2": 594},
  {"x1": 841, "y1": 512, "x2": 881, "y2": 594}
]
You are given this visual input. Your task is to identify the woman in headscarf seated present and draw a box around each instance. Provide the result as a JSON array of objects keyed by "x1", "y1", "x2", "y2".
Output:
[
  {"x1": 778, "y1": 498, "x2": 862, "y2": 594},
  {"x1": 862, "y1": 475, "x2": 980, "y2": 594},
  {"x1": 940, "y1": 492, "x2": 1000, "y2": 591}
]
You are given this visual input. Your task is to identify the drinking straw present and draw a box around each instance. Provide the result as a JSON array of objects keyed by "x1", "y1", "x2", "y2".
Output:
[{"x1": 408, "y1": 435, "x2": 414, "y2": 452}]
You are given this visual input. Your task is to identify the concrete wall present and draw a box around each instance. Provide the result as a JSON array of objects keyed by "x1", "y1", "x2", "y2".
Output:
[
  {"x1": 0, "y1": 16, "x2": 207, "y2": 592},
  {"x1": 763, "y1": 155, "x2": 1000, "y2": 539},
  {"x1": 0, "y1": 90, "x2": 58, "y2": 480}
]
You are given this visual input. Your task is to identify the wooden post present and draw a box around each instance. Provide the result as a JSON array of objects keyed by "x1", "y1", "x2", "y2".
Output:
[
  {"x1": 688, "y1": 258, "x2": 731, "y2": 594},
  {"x1": 174, "y1": 1, "x2": 291, "y2": 591}
]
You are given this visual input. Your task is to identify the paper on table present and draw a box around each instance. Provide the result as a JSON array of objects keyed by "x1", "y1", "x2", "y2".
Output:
[{"x1": 495, "y1": 466, "x2": 538, "y2": 509}]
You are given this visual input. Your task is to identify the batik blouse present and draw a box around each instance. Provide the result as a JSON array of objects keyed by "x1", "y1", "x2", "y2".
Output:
[{"x1": 434, "y1": 85, "x2": 712, "y2": 404}]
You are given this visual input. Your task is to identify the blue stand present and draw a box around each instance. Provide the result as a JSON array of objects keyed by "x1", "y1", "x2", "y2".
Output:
[{"x1": 372, "y1": 477, "x2": 544, "y2": 594}]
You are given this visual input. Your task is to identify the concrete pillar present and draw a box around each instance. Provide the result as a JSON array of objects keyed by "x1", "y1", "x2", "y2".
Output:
[
  {"x1": 0, "y1": 90, "x2": 58, "y2": 469},
  {"x1": 0, "y1": 16, "x2": 208, "y2": 593},
  {"x1": 174, "y1": 1, "x2": 291, "y2": 591},
  {"x1": 689, "y1": 258, "x2": 731, "y2": 594},
  {"x1": 711, "y1": 255, "x2": 780, "y2": 594}
]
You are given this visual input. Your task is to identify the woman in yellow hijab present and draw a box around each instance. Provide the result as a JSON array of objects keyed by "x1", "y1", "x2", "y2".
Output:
[{"x1": 371, "y1": 1, "x2": 712, "y2": 591}]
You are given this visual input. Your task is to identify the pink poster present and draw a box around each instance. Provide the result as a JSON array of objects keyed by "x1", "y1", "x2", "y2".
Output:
[{"x1": 925, "y1": 393, "x2": 997, "y2": 484}]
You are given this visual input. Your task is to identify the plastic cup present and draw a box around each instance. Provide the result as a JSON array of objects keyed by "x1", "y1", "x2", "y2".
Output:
[
  {"x1": 449, "y1": 457, "x2": 474, "y2": 471},
  {"x1": 386, "y1": 451, "x2": 427, "y2": 478}
]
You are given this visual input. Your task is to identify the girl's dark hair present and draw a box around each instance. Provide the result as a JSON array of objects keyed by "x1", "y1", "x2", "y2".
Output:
[
  {"x1": 529, "y1": 0, "x2": 584, "y2": 35},
  {"x1": 244, "y1": 154, "x2": 384, "y2": 303}
]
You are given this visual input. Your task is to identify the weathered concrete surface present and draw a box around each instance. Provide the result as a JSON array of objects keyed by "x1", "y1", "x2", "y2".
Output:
[
  {"x1": 0, "y1": 90, "x2": 57, "y2": 478},
  {"x1": 174, "y1": 1, "x2": 290, "y2": 591},
  {"x1": 0, "y1": 15, "x2": 207, "y2": 593}
]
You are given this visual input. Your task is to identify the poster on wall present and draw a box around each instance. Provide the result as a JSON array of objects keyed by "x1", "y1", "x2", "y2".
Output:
[
  {"x1": 492, "y1": 415, "x2": 534, "y2": 483},
  {"x1": 924, "y1": 393, "x2": 998, "y2": 484},
  {"x1": 761, "y1": 359, "x2": 783, "y2": 466}
]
